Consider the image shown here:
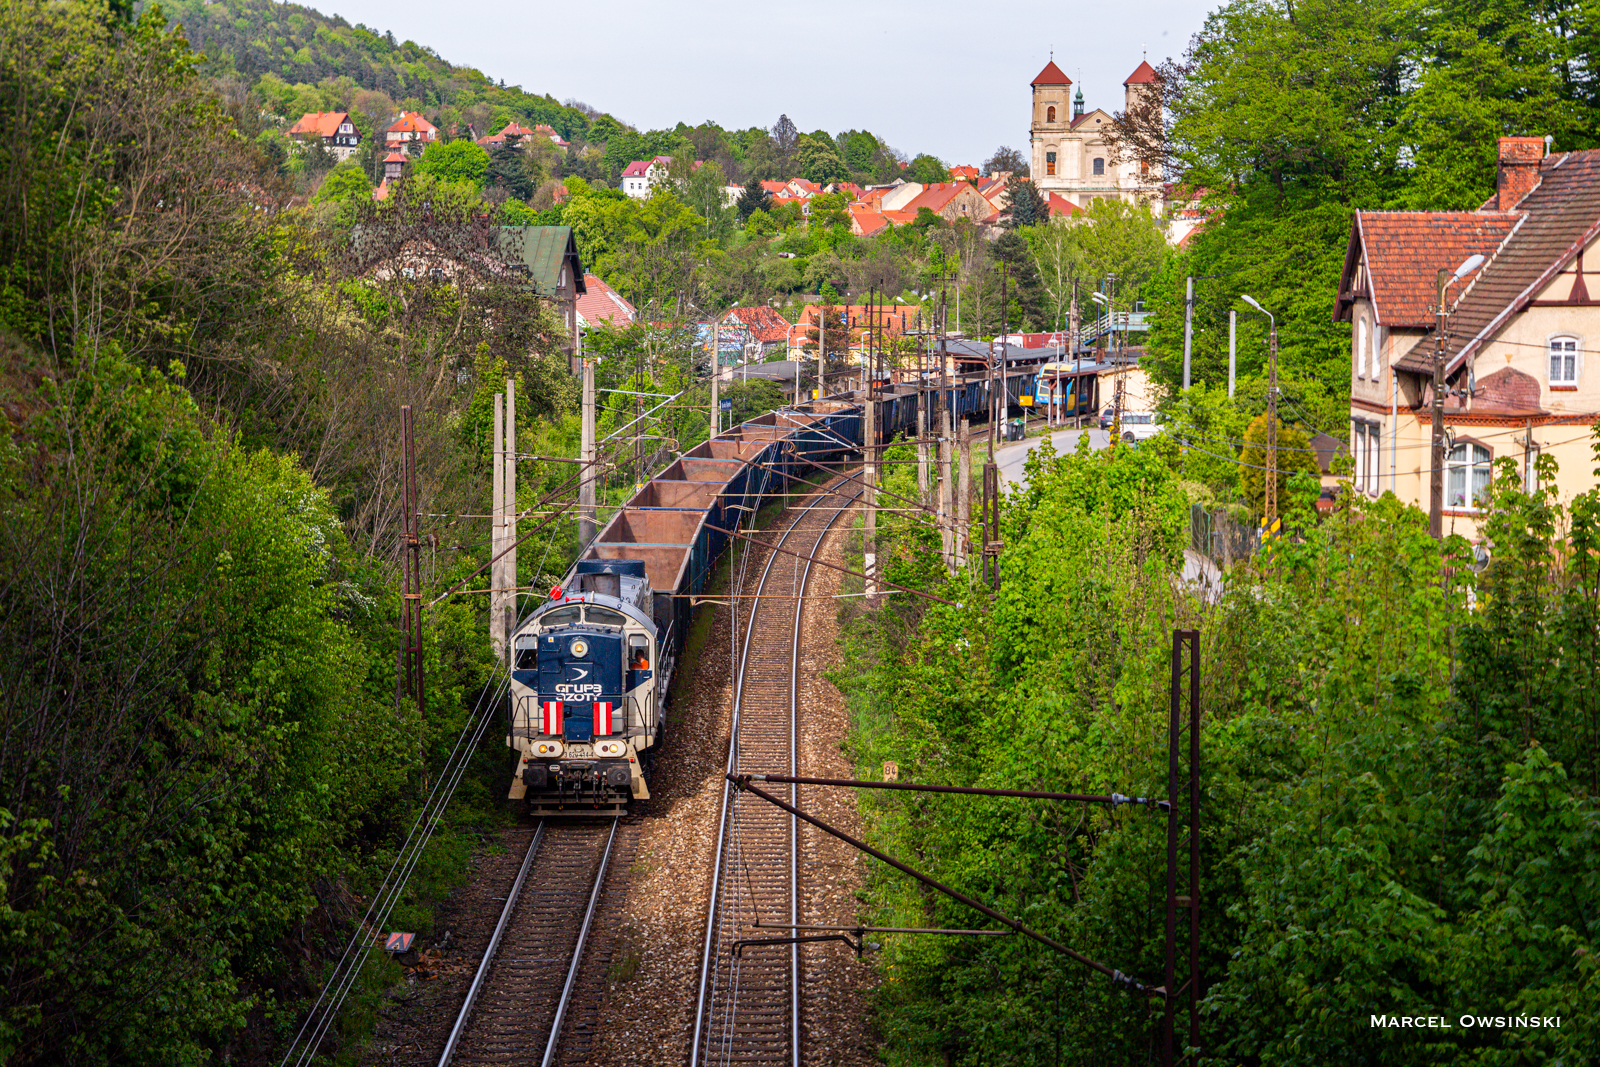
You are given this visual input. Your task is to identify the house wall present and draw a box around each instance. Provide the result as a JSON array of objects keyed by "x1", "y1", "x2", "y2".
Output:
[{"x1": 1349, "y1": 238, "x2": 1600, "y2": 540}]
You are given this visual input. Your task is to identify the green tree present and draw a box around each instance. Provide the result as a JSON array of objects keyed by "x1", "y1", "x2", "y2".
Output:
[
  {"x1": 1004, "y1": 177, "x2": 1049, "y2": 228},
  {"x1": 415, "y1": 138, "x2": 490, "y2": 188},
  {"x1": 736, "y1": 176, "x2": 772, "y2": 220},
  {"x1": 314, "y1": 160, "x2": 373, "y2": 204},
  {"x1": 906, "y1": 153, "x2": 949, "y2": 184},
  {"x1": 1237, "y1": 412, "x2": 1319, "y2": 512},
  {"x1": 808, "y1": 191, "x2": 851, "y2": 230},
  {"x1": 1073, "y1": 197, "x2": 1168, "y2": 303},
  {"x1": 797, "y1": 134, "x2": 850, "y2": 184},
  {"x1": 486, "y1": 138, "x2": 534, "y2": 200}
]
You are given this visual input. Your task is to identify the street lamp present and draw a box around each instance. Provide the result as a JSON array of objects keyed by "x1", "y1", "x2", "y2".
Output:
[
  {"x1": 1430, "y1": 253, "x2": 1487, "y2": 537},
  {"x1": 1238, "y1": 294, "x2": 1278, "y2": 528}
]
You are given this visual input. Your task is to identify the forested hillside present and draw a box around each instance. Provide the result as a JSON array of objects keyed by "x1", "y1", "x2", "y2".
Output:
[{"x1": 147, "y1": 0, "x2": 942, "y2": 190}]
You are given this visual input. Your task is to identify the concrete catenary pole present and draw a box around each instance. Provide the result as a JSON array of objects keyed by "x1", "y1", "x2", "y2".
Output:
[
  {"x1": 709, "y1": 317, "x2": 720, "y2": 440},
  {"x1": 1182, "y1": 274, "x2": 1194, "y2": 391},
  {"x1": 579, "y1": 342, "x2": 597, "y2": 551},
  {"x1": 503, "y1": 378, "x2": 517, "y2": 652},
  {"x1": 957, "y1": 416, "x2": 971, "y2": 574},
  {"x1": 491, "y1": 394, "x2": 506, "y2": 659},
  {"x1": 863, "y1": 393, "x2": 877, "y2": 598},
  {"x1": 1228, "y1": 309, "x2": 1237, "y2": 399}
]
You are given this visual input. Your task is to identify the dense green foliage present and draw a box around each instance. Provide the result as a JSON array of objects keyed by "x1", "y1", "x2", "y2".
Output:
[{"x1": 836, "y1": 433, "x2": 1600, "y2": 1066}]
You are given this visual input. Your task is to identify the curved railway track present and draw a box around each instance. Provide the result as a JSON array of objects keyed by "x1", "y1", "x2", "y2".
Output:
[
  {"x1": 691, "y1": 479, "x2": 860, "y2": 1067},
  {"x1": 437, "y1": 817, "x2": 619, "y2": 1067}
]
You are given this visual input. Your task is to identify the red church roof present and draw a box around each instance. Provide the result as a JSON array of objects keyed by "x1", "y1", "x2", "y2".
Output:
[
  {"x1": 1124, "y1": 60, "x2": 1160, "y2": 85},
  {"x1": 1031, "y1": 61, "x2": 1072, "y2": 86}
]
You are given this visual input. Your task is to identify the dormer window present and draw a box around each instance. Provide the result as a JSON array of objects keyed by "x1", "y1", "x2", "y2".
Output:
[
  {"x1": 1092, "y1": 157, "x2": 1105, "y2": 176},
  {"x1": 1550, "y1": 336, "x2": 1579, "y2": 385},
  {"x1": 1046, "y1": 106, "x2": 1056, "y2": 122}
]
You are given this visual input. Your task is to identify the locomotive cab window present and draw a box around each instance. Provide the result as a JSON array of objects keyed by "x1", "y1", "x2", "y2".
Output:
[
  {"x1": 539, "y1": 604, "x2": 583, "y2": 627},
  {"x1": 513, "y1": 638, "x2": 539, "y2": 670},
  {"x1": 628, "y1": 634, "x2": 649, "y2": 670},
  {"x1": 584, "y1": 606, "x2": 626, "y2": 628}
]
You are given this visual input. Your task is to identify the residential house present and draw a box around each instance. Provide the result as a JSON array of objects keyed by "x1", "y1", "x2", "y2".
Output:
[
  {"x1": 1334, "y1": 135, "x2": 1600, "y2": 538},
  {"x1": 496, "y1": 226, "x2": 586, "y2": 351},
  {"x1": 532, "y1": 124, "x2": 570, "y2": 148},
  {"x1": 372, "y1": 151, "x2": 408, "y2": 201},
  {"x1": 576, "y1": 273, "x2": 636, "y2": 329},
  {"x1": 477, "y1": 121, "x2": 541, "y2": 150},
  {"x1": 385, "y1": 111, "x2": 439, "y2": 154},
  {"x1": 1029, "y1": 59, "x2": 1164, "y2": 210},
  {"x1": 722, "y1": 306, "x2": 794, "y2": 356},
  {"x1": 288, "y1": 111, "x2": 361, "y2": 162},
  {"x1": 899, "y1": 182, "x2": 997, "y2": 224},
  {"x1": 620, "y1": 156, "x2": 674, "y2": 199},
  {"x1": 950, "y1": 165, "x2": 980, "y2": 182}
]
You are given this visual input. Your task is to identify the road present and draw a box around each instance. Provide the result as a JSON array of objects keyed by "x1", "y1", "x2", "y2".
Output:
[{"x1": 993, "y1": 425, "x2": 1110, "y2": 485}]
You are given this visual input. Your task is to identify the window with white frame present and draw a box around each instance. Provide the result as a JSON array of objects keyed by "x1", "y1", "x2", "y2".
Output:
[
  {"x1": 1357, "y1": 317, "x2": 1369, "y2": 378},
  {"x1": 1352, "y1": 421, "x2": 1381, "y2": 494},
  {"x1": 1367, "y1": 424, "x2": 1380, "y2": 494},
  {"x1": 1446, "y1": 442, "x2": 1492, "y2": 509},
  {"x1": 1549, "y1": 336, "x2": 1579, "y2": 385}
]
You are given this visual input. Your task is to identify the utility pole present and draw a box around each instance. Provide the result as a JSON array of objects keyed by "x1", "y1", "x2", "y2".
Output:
[
  {"x1": 491, "y1": 393, "x2": 506, "y2": 660},
  {"x1": 399, "y1": 404, "x2": 424, "y2": 727},
  {"x1": 579, "y1": 339, "x2": 597, "y2": 550},
  {"x1": 503, "y1": 377, "x2": 517, "y2": 656},
  {"x1": 1182, "y1": 275, "x2": 1194, "y2": 391},
  {"x1": 709, "y1": 316, "x2": 721, "y2": 440},
  {"x1": 863, "y1": 390, "x2": 877, "y2": 599},
  {"x1": 1429, "y1": 268, "x2": 1448, "y2": 539},
  {"x1": 816, "y1": 304, "x2": 826, "y2": 400},
  {"x1": 1266, "y1": 320, "x2": 1279, "y2": 530},
  {"x1": 1228, "y1": 310, "x2": 1237, "y2": 399},
  {"x1": 917, "y1": 311, "x2": 930, "y2": 506},
  {"x1": 957, "y1": 416, "x2": 971, "y2": 573},
  {"x1": 982, "y1": 268, "x2": 1006, "y2": 589}
]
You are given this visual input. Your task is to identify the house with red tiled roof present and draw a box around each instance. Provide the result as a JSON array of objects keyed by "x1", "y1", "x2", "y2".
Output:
[
  {"x1": 621, "y1": 156, "x2": 674, "y2": 199},
  {"x1": 1027, "y1": 58, "x2": 1164, "y2": 211},
  {"x1": 532, "y1": 124, "x2": 570, "y2": 148},
  {"x1": 786, "y1": 178, "x2": 822, "y2": 198},
  {"x1": 576, "y1": 273, "x2": 636, "y2": 329},
  {"x1": 722, "y1": 306, "x2": 794, "y2": 354},
  {"x1": 478, "y1": 122, "x2": 540, "y2": 149},
  {"x1": 1334, "y1": 135, "x2": 1600, "y2": 536},
  {"x1": 385, "y1": 111, "x2": 438, "y2": 154},
  {"x1": 288, "y1": 111, "x2": 361, "y2": 162},
  {"x1": 900, "y1": 182, "x2": 996, "y2": 224},
  {"x1": 796, "y1": 304, "x2": 916, "y2": 355},
  {"x1": 373, "y1": 151, "x2": 407, "y2": 199},
  {"x1": 1046, "y1": 192, "x2": 1082, "y2": 218},
  {"x1": 828, "y1": 182, "x2": 866, "y2": 200},
  {"x1": 950, "y1": 165, "x2": 980, "y2": 183}
]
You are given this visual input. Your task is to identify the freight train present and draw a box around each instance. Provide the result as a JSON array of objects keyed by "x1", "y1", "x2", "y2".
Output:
[{"x1": 502, "y1": 367, "x2": 1071, "y2": 812}]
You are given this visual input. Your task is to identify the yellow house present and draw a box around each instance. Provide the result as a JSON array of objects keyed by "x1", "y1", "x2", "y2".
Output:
[{"x1": 1335, "y1": 136, "x2": 1600, "y2": 538}]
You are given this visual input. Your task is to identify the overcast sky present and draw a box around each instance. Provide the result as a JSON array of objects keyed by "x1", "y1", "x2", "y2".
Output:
[{"x1": 317, "y1": 0, "x2": 1213, "y2": 166}]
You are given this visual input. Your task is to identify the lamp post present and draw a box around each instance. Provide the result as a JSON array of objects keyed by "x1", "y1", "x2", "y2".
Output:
[
  {"x1": 1430, "y1": 254, "x2": 1486, "y2": 538},
  {"x1": 1238, "y1": 295, "x2": 1277, "y2": 528},
  {"x1": 1091, "y1": 289, "x2": 1126, "y2": 439}
]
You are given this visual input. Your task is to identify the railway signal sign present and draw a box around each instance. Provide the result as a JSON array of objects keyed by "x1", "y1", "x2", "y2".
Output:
[{"x1": 384, "y1": 932, "x2": 414, "y2": 952}]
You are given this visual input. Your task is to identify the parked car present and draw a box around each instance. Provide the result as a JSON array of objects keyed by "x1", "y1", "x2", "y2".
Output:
[
  {"x1": 1097, "y1": 406, "x2": 1116, "y2": 430},
  {"x1": 1118, "y1": 411, "x2": 1163, "y2": 442}
]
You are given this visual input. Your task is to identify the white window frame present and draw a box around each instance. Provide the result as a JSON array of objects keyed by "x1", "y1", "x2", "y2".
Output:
[
  {"x1": 1357, "y1": 316, "x2": 1369, "y2": 378},
  {"x1": 1446, "y1": 441, "x2": 1493, "y2": 511},
  {"x1": 1548, "y1": 334, "x2": 1580, "y2": 385}
]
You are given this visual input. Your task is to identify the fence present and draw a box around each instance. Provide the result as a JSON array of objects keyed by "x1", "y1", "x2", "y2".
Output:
[{"x1": 1188, "y1": 503, "x2": 1257, "y2": 569}]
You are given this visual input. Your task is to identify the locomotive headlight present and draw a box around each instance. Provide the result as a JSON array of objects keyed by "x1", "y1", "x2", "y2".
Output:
[
  {"x1": 595, "y1": 740, "x2": 627, "y2": 757},
  {"x1": 533, "y1": 741, "x2": 564, "y2": 757},
  {"x1": 569, "y1": 638, "x2": 590, "y2": 658}
]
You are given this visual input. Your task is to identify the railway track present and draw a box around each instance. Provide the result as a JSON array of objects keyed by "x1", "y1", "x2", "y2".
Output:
[
  {"x1": 691, "y1": 480, "x2": 860, "y2": 1067},
  {"x1": 438, "y1": 817, "x2": 619, "y2": 1067}
]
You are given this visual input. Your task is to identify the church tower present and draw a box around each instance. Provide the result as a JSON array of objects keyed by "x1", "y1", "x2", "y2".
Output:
[{"x1": 1029, "y1": 60, "x2": 1072, "y2": 186}]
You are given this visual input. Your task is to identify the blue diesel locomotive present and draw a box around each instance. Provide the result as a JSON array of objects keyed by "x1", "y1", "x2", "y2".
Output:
[{"x1": 507, "y1": 560, "x2": 661, "y2": 814}]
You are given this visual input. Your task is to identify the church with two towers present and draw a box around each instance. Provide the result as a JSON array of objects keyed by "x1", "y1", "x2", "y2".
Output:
[{"x1": 1028, "y1": 58, "x2": 1162, "y2": 210}]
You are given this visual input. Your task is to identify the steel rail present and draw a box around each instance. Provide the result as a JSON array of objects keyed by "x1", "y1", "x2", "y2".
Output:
[
  {"x1": 542, "y1": 816, "x2": 620, "y2": 1067},
  {"x1": 690, "y1": 481, "x2": 860, "y2": 1067},
  {"x1": 437, "y1": 822, "x2": 547, "y2": 1066}
]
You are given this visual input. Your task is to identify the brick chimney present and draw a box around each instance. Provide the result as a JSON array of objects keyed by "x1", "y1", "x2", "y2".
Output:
[{"x1": 1496, "y1": 136, "x2": 1545, "y2": 210}]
